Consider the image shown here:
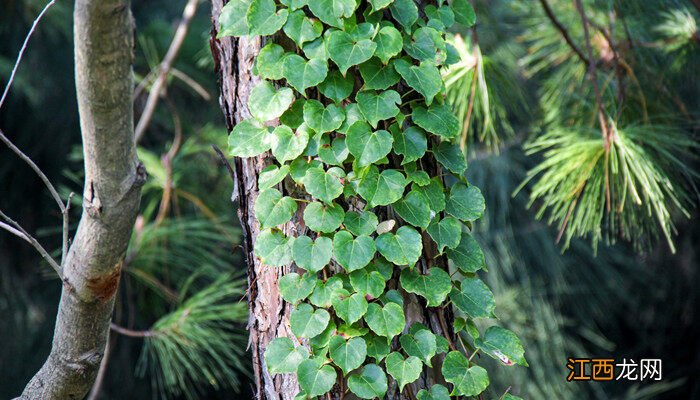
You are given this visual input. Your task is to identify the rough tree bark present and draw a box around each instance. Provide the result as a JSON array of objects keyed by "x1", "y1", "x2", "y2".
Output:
[
  {"x1": 15, "y1": 0, "x2": 144, "y2": 398},
  {"x1": 210, "y1": 1, "x2": 454, "y2": 398}
]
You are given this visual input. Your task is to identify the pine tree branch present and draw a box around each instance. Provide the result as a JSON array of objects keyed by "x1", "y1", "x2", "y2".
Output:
[
  {"x1": 0, "y1": 210, "x2": 63, "y2": 279},
  {"x1": 538, "y1": 0, "x2": 590, "y2": 65}
]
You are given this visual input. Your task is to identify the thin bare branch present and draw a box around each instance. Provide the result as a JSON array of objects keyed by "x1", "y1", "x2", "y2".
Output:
[
  {"x1": 0, "y1": 0, "x2": 56, "y2": 109},
  {"x1": 0, "y1": 209, "x2": 63, "y2": 279},
  {"x1": 110, "y1": 323, "x2": 154, "y2": 338},
  {"x1": 538, "y1": 0, "x2": 590, "y2": 65},
  {"x1": 171, "y1": 68, "x2": 211, "y2": 100},
  {"x1": 134, "y1": 0, "x2": 200, "y2": 142}
]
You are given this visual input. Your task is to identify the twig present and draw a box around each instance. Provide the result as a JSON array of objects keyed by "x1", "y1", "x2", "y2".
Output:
[
  {"x1": 86, "y1": 331, "x2": 115, "y2": 400},
  {"x1": 110, "y1": 323, "x2": 154, "y2": 338},
  {"x1": 134, "y1": 0, "x2": 200, "y2": 142},
  {"x1": 0, "y1": 0, "x2": 56, "y2": 109},
  {"x1": 0, "y1": 209, "x2": 62, "y2": 279},
  {"x1": 538, "y1": 0, "x2": 589, "y2": 65},
  {"x1": 171, "y1": 68, "x2": 211, "y2": 100},
  {"x1": 212, "y1": 144, "x2": 236, "y2": 185},
  {"x1": 155, "y1": 97, "x2": 183, "y2": 225}
]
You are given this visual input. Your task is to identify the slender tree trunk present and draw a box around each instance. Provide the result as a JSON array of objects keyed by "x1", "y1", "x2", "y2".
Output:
[
  {"x1": 16, "y1": 1, "x2": 144, "y2": 398},
  {"x1": 210, "y1": 1, "x2": 454, "y2": 398}
]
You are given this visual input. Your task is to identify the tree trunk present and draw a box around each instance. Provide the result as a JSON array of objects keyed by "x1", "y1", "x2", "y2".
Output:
[
  {"x1": 16, "y1": 0, "x2": 144, "y2": 398},
  {"x1": 210, "y1": 1, "x2": 454, "y2": 398}
]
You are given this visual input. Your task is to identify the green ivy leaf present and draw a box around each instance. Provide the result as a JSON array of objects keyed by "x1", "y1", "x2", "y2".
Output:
[
  {"x1": 280, "y1": 99, "x2": 306, "y2": 129},
  {"x1": 270, "y1": 125, "x2": 309, "y2": 163},
  {"x1": 254, "y1": 188, "x2": 297, "y2": 229},
  {"x1": 308, "y1": 0, "x2": 357, "y2": 28},
  {"x1": 319, "y1": 135, "x2": 349, "y2": 165},
  {"x1": 279, "y1": 272, "x2": 317, "y2": 304},
  {"x1": 303, "y1": 201, "x2": 345, "y2": 233},
  {"x1": 399, "y1": 267, "x2": 452, "y2": 307},
  {"x1": 228, "y1": 119, "x2": 271, "y2": 157},
  {"x1": 303, "y1": 37, "x2": 330, "y2": 60},
  {"x1": 404, "y1": 27, "x2": 447, "y2": 65},
  {"x1": 356, "y1": 90, "x2": 401, "y2": 128},
  {"x1": 282, "y1": 55, "x2": 328, "y2": 95},
  {"x1": 218, "y1": 0, "x2": 252, "y2": 37},
  {"x1": 327, "y1": 31, "x2": 377, "y2": 75},
  {"x1": 433, "y1": 141, "x2": 468, "y2": 174},
  {"x1": 452, "y1": 0, "x2": 476, "y2": 27},
  {"x1": 337, "y1": 323, "x2": 369, "y2": 338},
  {"x1": 309, "y1": 276, "x2": 344, "y2": 308},
  {"x1": 283, "y1": 9, "x2": 323, "y2": 47},
  {"x1": 394, "y1": 59, "x2": 442, "y2": 105},
  {"x1": 258, "y1": 164, "x2": 290, "y2": 190},
  {"x1": 332, "y1": 290, "x2": 369, "y2": 324},
  {"x1": 427, "y1": 216, "x2": 462, "y2": 253},
  {"x1": 442, "y1": 351, "x2": 489, "y2": 396},
  {"x1": 297, "y1": 358, "x2": 336, "y2": 397},
  {"x1": 450, "y1": 277, "x2": 496, "y2": 319},
  {"x1": 290, "y1": 303, "x2": 331, "y2": 338},
  {"x1": 416, "y1": 384, "x2": 450, "y2": 400},
  {"x1": 346, "y1": 121, "x2": 394, "y2": 167},
  {"x1": 364, "y1": 332, "x2": 391, "y2": 362},
  {"x1": 338, "y1": 103, "x2": 364, "y2": 134},
  {"x1": 357, "y1": 166, "x2": 407, "y2": 207},
  {"x1": 368, "y1": 0, "x2": 394, "y2": 12},
  {"x1": 290, "y1": 157, "x2": 322, "y2": 184},
  {"x1": 264, "y1": 337, "x2": 309, "y2": 374},
  {"x1": 333, "y1": 231, "x2": 376, "y2": 272},
  {"x1": 329, "y1": 336, "x2": 367, "y2": 375},
  {"x1": 359, "y1": 58, "x2": 400, "y2": 90},
  {"x1": 347, "y1": 363, "x2": 388, "y2": 399},
  {"x1": 344, "y1": 210, "x2": 379, "y2": 236},
  {"x1": 389, "y1": 0, "x2": 418, "y2": 30},
  {"x1": 254, "y1": 229, "x2": 293, "y2": 266},
  {"x1": 412, "y1": 103, "x2": 460, "y2": 139},
  {"x1": 412, "y1": 178, "x2": 446, "y2": 212},
  {"x1": 292, "y1": 235, "x2": 333, "y2": 272},
  {"x1": 400, "y1": 329, "x2": 437, "y2": 366},
  {"x1": 392, "y1": 125, "x2": 427, "y2": 164},
  {"x1": 446, "y1": 233, "x2": 485, "y2": 273},
  {"x1": 446, "y1": 183, "x2": 485, "y2": 221},
  {"x1": 475, "y1": 326, "x2": 528, "y2": 367},
  {"x1": 349, "y1": 268, "x2": 386, "y2": 298},
  {"x1": 319, "y1": 70, "x2": 355, "y2": 103},
  {"x1": 280, "y1": 0, "x2": 307, "y2": 10},
  {"x1": 376, "y1": 226, "x2": 422, "y2": 266},
  {"x1": 247, "y1": 0, "x2": 289, "y2": 36},
  {"x1": 364, "y1": 302, "x2": 405, "y2": 339},
  {"x1": 374, "y1": 26, "x2": 403, "y2": 64},
  {"x1": 303, "y1": 166, "x2": 344, "y2": 203},
  {"x1": 385, "y1": 352, "x2": 421, "y2": 392},
  {"x1": 254, "y1": 43, "x2": 286, "y2": 80},
  {"x1": 303, "y1": 100, "x2": 346, "y2": 134},
  {"x1": 393, "y1": 189, "x2": 431, "y2": 228}
]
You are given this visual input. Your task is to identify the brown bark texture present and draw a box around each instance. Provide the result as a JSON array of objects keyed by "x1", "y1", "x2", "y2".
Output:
[{"x1": 210, "y1": 1, "x2": 455, "y2": 398}]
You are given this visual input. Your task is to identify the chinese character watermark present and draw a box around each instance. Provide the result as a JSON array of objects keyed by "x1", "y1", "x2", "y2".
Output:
[{"x1": 566, "y1": 358, "x2": 662, "y2": 382}]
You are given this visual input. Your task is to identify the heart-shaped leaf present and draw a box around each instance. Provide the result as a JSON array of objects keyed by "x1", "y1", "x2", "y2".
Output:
[
  {"x1": 318, "y1": 135, "x2": 349, "y2": 165},
  {"x1": 297, "y1": 358, "x2": 336, "y2": 397},
  {"x1": 283, "y1": 9, "x2": 323, "y2": 47},
  {"x1": 364, "y1": 332, "x2": 391, "y2": 362},
  {"x1": 442, "y1": 351, "x2": 489, "y2": 396},
  {"x1": 283, "y1": 55, "x2": 328, "y2": 95},
  {"x1": 412, "y1": 103, "x2": 460, "y2": 139},
  {"x1": 290, "y1": 303, "x2": 331, "y2": 338},
  {"x1": 374, "y1": 26, "x2": 403, "y2": 64},
  {"x1": 349, "y1": 268, "x2": 386, "y2": 298},
  {"x1": 368, "y1": 0, "x2": 393, "y2": 11},
  {"x1": 364, "y1": 302, "x2": 405, "y2": 339},
  {"x1": 333, "y1": 231, "x2": 376, "y2": 272},
  {"x1": 264, "y1": 337, "x2": 309, "y2": 374},
  {"x1": 357, "y1": 166, "x2": 407, "y2": 207},
  {"x1": 303, "y1": 100, "x2": 346, "y2": 134},
  {"x1": 258, "y1": 164, "x2": 290, "y2": 190},
  {"x1": 427, "y1": 216, "x2": 462, "y2": 253},
  {"x1": 399, "y1": 267, "x2": 452, "y2": 307},
  {"x1": 303, "y1": 166, "x2": 344, "y2": 203},
  {"x1": 433, "y1": 141, "x2": 468, "y2": 174},
  {"x1": 356, "y1": 90, "x2": 401, "y2": 128},
  {"x1": 446, "y1": 183, "x2": 485, "y2": 221},
  {"x1": 390, "y1": 0, "x2": 418, "y2": 30},
  {"x1": 329, "y1": 336, "x2": 367, "y2": 375},
  {"x1": 279, "y1": 272, "x2": 317, "y2": 304},
  {"x1": 359, "y1": 58, "x2": 400, "y2": 90},
  {"x1": 346, "y1": 121, "x2": 394, "y2": 167},
  {"x1": 475, "y1": 326, "x2": 528, "y2": 366},
  {"x1": 308, "y1": 0, "x2": 357, "y2": 28},
  {"x1": 404, "y1": 27, "x2": 447, "y2": 65},
  {"x1": 337, "y1": 323, "x2": 369, "y2": 338},
  {"x1": 254, "y1": 229, "x2": 293, "y2": 266},
  {"x1": 270, "y1": 125, "x2": 309, "y2": 163},
  {"x1": 394, "y1": 59, "x2": 442, "y2": 105},
  {"x1": 228, "y1": 119, "x2": 271, "y2": 157},
  {"x1": 450, "y1": 277, "x2": 496, "y2": 319},
  {"x1": 385, "y1": 352, "x2": 421, "y2": 392},
  {"x1": 332, "y1": 290, "x2": 369, "y2": 324},
  {"x1": 327, "y1": 31, "x2": 377, "y2": 75},
  {"x1": 303, "y1": 201, "x2": 345, "y2": 233},
  {"x1": 376, "y1": 226, "x2": 422, "y2": 266},
  {"x1": 253, "y1": 43, "x2": 286, "y2": 80},
  {"x1": 280, "y1": 0, "x2": 307, "y2": 10},
  {"x1": 344, "y1": 210, "x2": 379, "y2": 236},
  {"x1": 392, "y1": 125, "x2": 427, "y2": 164},
  {"x1": 446, "y1": 233, "x2": 484, "y2": 273},
  {"x1": 348, "y1": 364, "x2": 388, "y2": 399},
  {"x1": 308, "y1": 276, "x2": 344, "y2": 308},
  {"x1": 416, "y1": 384, "x2": 450, "y2": 400},
  {"x1": 254, "y1": 188, "x2": 297, "y2": 229},
  {"x1": 292, "y1": 235, "x2": 333, "y2": 272},
  {"x1": 412, "y1": 178, "x2": 445, "y2": 212},
  {"x1": 247, "y1": 0, "x2": 289, "y2": 36},
  {"x1": 400, "y1": 329, "x2": 437, "y2": 366},
  {"x1": 249, "y1": 81, "x2": 295, "y2": 122},
  {"x1": 452, "y1": 0, "x2": 477, "y2": 27},
  {"x1": 319, "y1": 70, "x2": 355, "y2": 103},
  {"x1": 392, "y1": 189, "x2": 431, "y2": 228},
  {"x1": 218, "y1": 0, "x2": 252, "y2": 37}
]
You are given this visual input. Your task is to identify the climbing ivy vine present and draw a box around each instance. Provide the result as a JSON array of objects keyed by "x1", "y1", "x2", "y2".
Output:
[{"x1": 219, "y1": 0, "x2": 526, "y2": 398}]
